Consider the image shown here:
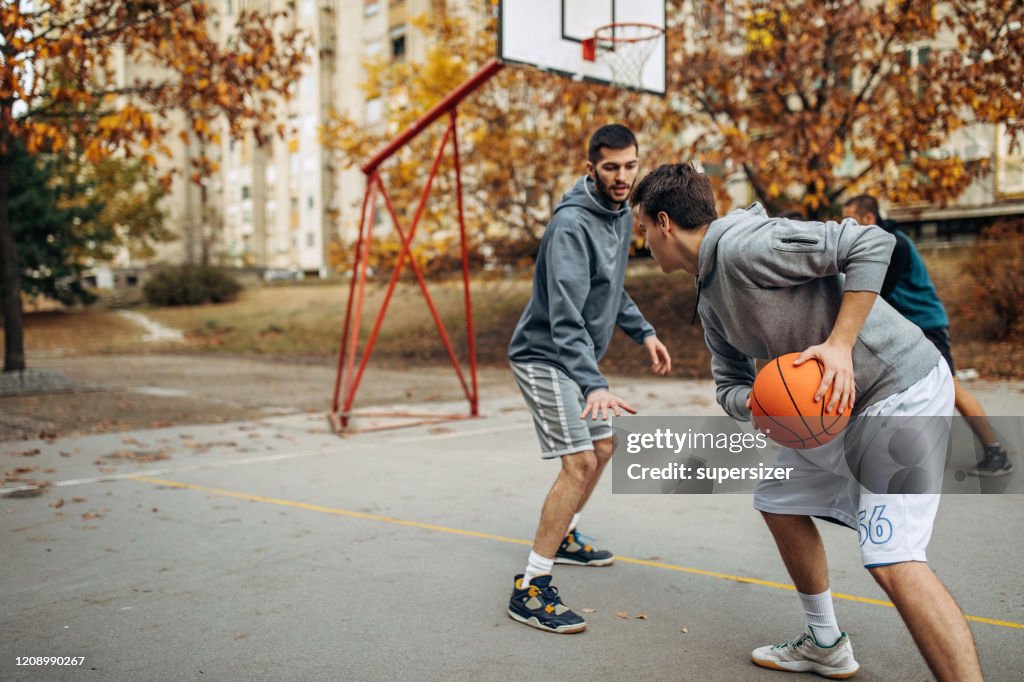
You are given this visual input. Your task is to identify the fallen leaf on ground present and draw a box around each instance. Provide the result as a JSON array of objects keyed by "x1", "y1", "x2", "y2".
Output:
[
  {"x1": 681, "y1": 627, "x2": 689, "y2": 634},
  {"x1": 616, "y1": 611, "x2": 629, "y2": 619},
  {"x1": 637, "y1": 614, "x2": 648, "y2": 620},
  {"x1": 581, "y1": 608, "x2": 597, "y2": 614}
]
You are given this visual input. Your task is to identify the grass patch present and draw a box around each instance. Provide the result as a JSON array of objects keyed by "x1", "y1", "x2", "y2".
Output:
[
  {"x1": 138, "y1": 278, "x2": 535, "y2": 364},
  {"x1": 7, "y1": 309, "x2": 146, "y2": 356},
  {"x1": 8, "y1": 248, "x2": 1022, "y2": 379}
]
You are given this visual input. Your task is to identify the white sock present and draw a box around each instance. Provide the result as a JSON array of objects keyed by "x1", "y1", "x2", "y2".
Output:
[
  {"x1": 799, "y1": 589, "x2": 842, "y2": 647},
  {"x1": 522, "y1": 551, "x2": 554, "y2": 587},
  {"x1": 568, "y1": 513, "x2": 581, "y2": 534}
]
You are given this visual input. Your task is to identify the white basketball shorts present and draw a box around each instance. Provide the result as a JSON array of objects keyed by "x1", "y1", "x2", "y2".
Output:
[{"x1": 753, "y1": 360, "x2": 954, "y2": 567}]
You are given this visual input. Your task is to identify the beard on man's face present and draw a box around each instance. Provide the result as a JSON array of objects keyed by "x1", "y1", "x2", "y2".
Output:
[{"x1": 594, "y1": 172, "x2": 633, "y2": 205}]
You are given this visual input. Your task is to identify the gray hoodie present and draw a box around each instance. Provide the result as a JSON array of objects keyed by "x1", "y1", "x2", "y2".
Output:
[
  {"x1": 508, "y1": 176, "x2": 655, "y2": 396},
  {"x1": 697, "y1": 203, "x2": 940, "y2": 420}
]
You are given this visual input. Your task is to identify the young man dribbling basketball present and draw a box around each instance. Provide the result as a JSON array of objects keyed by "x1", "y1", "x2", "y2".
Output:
[
  {"x1": 632, "y1": 163, "x2": 982, "y2": 680},
  {"x1": 506, "y1": 124, "x2": 671, "y2": 634}
]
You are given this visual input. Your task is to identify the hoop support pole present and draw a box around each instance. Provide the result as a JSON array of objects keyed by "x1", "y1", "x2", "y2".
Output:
[
  {"x1": 344, "y1": 124, "x2": 464, "y2": 411},
  {"x1": 450, "y1": 109, "x2": 479, "y2": 416},
  {"x1": 331, "y1": 60, "x2": 502, "y2": 432}
]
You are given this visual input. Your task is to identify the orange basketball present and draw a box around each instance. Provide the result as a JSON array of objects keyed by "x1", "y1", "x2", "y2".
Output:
[{"x1": 750, "y1": 352, "x2": 852, "y2": 449}]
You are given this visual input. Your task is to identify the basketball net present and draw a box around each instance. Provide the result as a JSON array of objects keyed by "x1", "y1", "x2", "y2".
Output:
[{"x1": 582, "y1": 23, "x2": 664, "y2": 92}]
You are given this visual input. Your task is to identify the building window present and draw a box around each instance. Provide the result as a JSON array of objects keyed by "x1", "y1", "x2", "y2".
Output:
[
  {"x1": 365, "y1": 98, "x2": 383, "y2": 125},
  {"x1": 306, "y1": 232, "x2": 316, "y2": 248},
  {"x1": 242, "y1": 185, "x2": 251, "y2": 200},
  {"x1": 365, "y1": 0, "x2": 380, "y2": 17},
  {"x1": 308, "y1": 195, "x2": 315, "y2": 210},
  {"x1": 390, "y1": 25, "x2": 406, "y2": 61}
]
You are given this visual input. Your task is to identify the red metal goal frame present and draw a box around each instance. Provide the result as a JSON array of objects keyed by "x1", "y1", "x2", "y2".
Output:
[{"x1": 329, "y1": 59, "x2": 504, "y2": 432}]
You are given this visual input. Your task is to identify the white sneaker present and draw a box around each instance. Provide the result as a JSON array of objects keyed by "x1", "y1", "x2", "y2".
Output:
[{"x1": 752, "y1": 630, "x2": 860, "y2": 679}]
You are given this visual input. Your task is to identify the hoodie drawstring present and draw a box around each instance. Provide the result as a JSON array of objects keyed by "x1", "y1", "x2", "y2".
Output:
[{"x1": 691, "y1": 277, "x2": 702, "y2": 326}]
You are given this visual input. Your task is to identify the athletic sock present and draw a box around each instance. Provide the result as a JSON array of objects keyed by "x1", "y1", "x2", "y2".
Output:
[
  {"x1": 522, "y1": 551, "x2": 554, "y2": 587},
  {"x1": 799, "y1": 589, "x2": 842, "y2": 647},
  {"x1": 568, "y1": 513, "x2": 581, "y2": 534}
]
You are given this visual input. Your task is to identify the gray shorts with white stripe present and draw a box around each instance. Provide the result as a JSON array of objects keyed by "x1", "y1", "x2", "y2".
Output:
[{"x1": 510, "y1": 361, "x2": 614, "y2": 459}]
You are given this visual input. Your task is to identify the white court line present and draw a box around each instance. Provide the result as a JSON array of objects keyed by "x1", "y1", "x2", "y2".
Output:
[
  {"x1": 0, "y1": 449, "x2": 346, "y2": 495},
  {"x1": 0, "y1": 421, "x2": 530, "y2": 495},
  {"x1": 385, "y1": 422, "x2": 528, "y2": 444}
]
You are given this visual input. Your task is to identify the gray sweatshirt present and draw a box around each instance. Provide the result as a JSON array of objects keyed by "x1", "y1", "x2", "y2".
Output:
[
  {"x1": 697, "y1": 204, "x2": 940, "y2": 420},
  {"x1": 508, "y1": 176, "x2": 655, "y2": 396}
]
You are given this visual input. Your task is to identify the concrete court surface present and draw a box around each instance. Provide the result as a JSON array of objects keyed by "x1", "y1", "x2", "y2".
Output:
[{"x1": 2, "y1": 376, "x2": 1023, "y2": 681}]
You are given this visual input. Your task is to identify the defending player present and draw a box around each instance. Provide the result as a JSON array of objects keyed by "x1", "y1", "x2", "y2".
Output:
[{"x1": 506, "y1": 124, "x2": 671, "y2": 634}]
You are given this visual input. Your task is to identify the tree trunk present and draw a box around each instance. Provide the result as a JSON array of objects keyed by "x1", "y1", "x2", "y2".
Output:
[{"x1": 0, "y1": 150, "x2": 26, "y2": 371}]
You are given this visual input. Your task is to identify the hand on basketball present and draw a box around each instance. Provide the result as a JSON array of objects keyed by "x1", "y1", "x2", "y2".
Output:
[
  {"x1": 644, "y1": 335, "x2": 672, "y2": 376},
  {"x1": 746, "y1": 390, "x2": 758, "y2": 429},
  {"x1": 793, "y1": 341, "x2": 855, "y2": 414},
  {"x1": 581, "y1": 389, "x2": 637, "y2": 422}
]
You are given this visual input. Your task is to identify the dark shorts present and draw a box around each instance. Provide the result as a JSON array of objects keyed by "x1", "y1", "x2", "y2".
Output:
[{"x1": 923, "y1": 327, "x2": 955, "y2": 374}]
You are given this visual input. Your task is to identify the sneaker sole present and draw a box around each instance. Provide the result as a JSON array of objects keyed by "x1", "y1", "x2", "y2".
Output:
[
  {"x1": 553, "y1": 555, "x2": 615, "y2": 567},
  {"x1": 967, "y1": 468, "x2": 1013, "y2": 478},
  {"x1": 753, "y1": 657, "x2": 860, "y2": 679},
  {"x1": 507, "y1": 608, "x2": 586, "y2": 634}
]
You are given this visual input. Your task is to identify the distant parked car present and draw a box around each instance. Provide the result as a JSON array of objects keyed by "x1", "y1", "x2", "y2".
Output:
[{"x1": 263, "y1": 268, "x2": 305, "y2": 283}]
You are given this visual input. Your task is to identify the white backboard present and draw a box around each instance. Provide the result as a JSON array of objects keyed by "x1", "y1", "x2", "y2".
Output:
[{"x1": 498, "y1": 0, "x2": 667, "y2": 96}]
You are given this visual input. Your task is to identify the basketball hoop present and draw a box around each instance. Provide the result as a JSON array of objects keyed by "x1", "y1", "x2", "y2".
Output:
[{"x1": 581, "y1": 22, "x2": 664, "y2": 92}]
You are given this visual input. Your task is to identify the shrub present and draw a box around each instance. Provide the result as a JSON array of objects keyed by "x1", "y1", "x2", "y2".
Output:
[
  {"x1": 143, "y1": 266, "x2": 243, "y2": 307},
  {"x1": 961, "y1": 219, "x2": 1024, "y2": 338}
]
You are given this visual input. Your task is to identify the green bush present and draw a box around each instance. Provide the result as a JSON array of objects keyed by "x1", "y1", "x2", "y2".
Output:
[{"x1": 143, "y1": 266, "x2": 243, "y2": 307}]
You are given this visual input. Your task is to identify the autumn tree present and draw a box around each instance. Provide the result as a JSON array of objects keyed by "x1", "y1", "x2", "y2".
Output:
[
  {"x1": 324, "y1": 8, "x2": 672, "y2": 275},
  {"x1": 0, "y1": 1, "x2": 308, "y2": 371},
  {"x1": 670, "y1": 0, "x2": 1024, "y2": 218}
]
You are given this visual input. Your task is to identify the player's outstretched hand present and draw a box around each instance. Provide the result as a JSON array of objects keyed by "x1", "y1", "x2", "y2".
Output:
[
  {"x1": 644, "y1": 335, "x2": 672, "y2": 376},
  {"x1": 793, "y1": 341, "x2": 855, "y2": 414},
  {"x1": 581, "y1": 389, "x2": 637, "y2": 422}
]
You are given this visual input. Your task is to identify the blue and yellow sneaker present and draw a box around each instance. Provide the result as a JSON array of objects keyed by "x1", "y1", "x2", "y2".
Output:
[
  {"x1": 554, "y1": 529, "x2": 615, "y2": 566},
  {"x1": 507, "y1": 574, "x2": 586, "y2": 634}
]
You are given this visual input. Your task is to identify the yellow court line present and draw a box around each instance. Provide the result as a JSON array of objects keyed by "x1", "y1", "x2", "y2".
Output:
[{"x1": 131, "y1": 475, "x2": 1023, "y2": 630}]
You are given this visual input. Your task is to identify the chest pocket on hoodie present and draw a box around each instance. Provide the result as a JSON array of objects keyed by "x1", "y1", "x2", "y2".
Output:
[{"x1": 773, "y1": 233, "x2": 825, "y2": 253}]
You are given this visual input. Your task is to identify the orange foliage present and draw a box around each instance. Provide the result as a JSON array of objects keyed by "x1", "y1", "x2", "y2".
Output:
[{"x1": 668, "y1": 0, "x2": 1024, "y2": 217}]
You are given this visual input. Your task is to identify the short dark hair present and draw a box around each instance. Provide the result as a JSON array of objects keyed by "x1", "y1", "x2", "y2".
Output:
[
  {"x1": 588, "y1": 124, "x2": 638, "y2": 164},
  {"x1": 630, "y1": 163, "x2": 718, "y2": 230},
  {"x1": 779, "y1": 210, "x2": 805, "y2": 220},
  {"x1": 843, "y1": 195, "x2": 881, "y2": 221}
]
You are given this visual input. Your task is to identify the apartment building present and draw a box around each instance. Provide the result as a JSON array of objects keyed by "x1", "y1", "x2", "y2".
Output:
[
  {"x1": 212, "y1": 0, "x2": 447, "y2": 276},
  {"x1": 888, "y1": 121, "x2": 1024, "y2": 239},
  {"x1": 108, "y1": 0, "x2": 441, "y2": 279}
]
